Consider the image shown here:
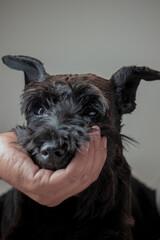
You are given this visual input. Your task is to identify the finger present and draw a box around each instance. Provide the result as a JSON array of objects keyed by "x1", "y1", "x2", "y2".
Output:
[
  {"x1": 46, "y1": 145, "x2": 93, "y2": 204},
  {"x1": 64, "y1": 127, "x2": 100, "y2": 184},
  {"x1": 83, "y1": 126, "x2": 102, "y2": 179},
  {"x1": 72, "y1": 136, "x2": 107, "y2": 194},
  {"x1": 91, "y1": 136, "x2": 107, "y2": 178},
  {"x1": 64, "y1": 143, "x2": 90, "y2": 181}
]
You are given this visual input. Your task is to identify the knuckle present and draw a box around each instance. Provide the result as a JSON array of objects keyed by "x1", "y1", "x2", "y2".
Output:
[
  {"x1": 81, "y1": 174, "x2": 89, "y2": 182},
  {"x1": 80, "y1": 174, "x2": 91, "y2": 185},
  {"x1": 68, "y1": 174, "x2": 79, "y2": 183},
  {"x1": 98, "y1": 146, "x2": 106, "y2": 153}
]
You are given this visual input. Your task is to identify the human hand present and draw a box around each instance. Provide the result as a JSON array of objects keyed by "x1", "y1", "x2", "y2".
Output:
[{"x1": 0, "y1": 127, "x2": 107, "y2": 207}]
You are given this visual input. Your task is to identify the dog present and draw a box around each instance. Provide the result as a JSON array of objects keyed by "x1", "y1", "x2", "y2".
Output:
[{"x1": 0, "y1": 55, "x2": 160, "y2": 240}]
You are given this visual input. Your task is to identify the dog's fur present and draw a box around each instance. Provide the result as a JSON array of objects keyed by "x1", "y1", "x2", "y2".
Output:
[{"x1": 0, "y1": 55, "x2": 160, "y2": 240}]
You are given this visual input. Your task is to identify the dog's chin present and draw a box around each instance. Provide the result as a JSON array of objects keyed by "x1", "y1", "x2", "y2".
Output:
[{"x1": 33, "y1": 154, "x2": 75, "y2": 171}]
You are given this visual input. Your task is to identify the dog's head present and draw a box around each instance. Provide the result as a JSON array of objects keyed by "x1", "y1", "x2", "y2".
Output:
[
  {"x1": 3, "y1": 55, "x2": 160, "y2": 171},
  {"x1": 2, "y1": 55, "x2": 160, "y2": 221}
]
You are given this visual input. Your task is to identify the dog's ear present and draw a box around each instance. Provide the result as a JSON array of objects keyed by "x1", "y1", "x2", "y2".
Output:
[
  {"x1": 111, "y1": 66, "x2": 160, "y2": 114},
  {"x1": 2, "y1": 55, "x2": 49, "y2": 85}
]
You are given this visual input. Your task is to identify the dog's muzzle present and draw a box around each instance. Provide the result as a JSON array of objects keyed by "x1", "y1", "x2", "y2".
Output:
[
  {"x1": 39, "y1": 141, "x2": 72, "y2": 170},
  {"x1": 32, "y1": 125, "x2": 90, "y2": 170}
]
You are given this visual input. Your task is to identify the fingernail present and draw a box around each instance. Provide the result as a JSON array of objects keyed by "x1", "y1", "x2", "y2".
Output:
[
  {"x1": 85, "y1": 142, "x2": 90, "y2": 151},
  {"x1": 102, "y1": 138, "x2": 107, "y2": 149},
  {"x1": 81, "y1": 142, "x2": 90, "y2": 152}
]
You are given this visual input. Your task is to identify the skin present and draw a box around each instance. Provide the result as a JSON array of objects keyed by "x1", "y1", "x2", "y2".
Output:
[{"x1": 0, "y1": 126, "x2": 107, "y2": 207}]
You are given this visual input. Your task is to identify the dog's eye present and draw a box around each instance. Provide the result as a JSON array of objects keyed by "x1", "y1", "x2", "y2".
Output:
[
  {"x1": 84, "y1": 107, "x2": 98, "y2": 117},
  {"x1": 38, "y1": 108, "x2": 46, "y2": 115},
  {"x1": 88, "y1": 111, "x2": 97, "y2": 116},
  {"x1": 34, "y1": 106, "x2": 48, "y2": 116}
]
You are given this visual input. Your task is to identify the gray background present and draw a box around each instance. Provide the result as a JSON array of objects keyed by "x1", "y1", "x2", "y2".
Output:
[{"x1": 0, "y1": 0, "x2": 160, "y2": 191}]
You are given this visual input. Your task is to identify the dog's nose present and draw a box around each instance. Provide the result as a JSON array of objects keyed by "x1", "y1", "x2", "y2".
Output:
[{"x1": 40, "y1": 144, "x2": 65, "y2": 161}]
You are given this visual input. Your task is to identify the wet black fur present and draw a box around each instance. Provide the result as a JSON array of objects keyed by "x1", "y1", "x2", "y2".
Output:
[{"x1": 0, "y1": 55, "x2": 160, "y2": 240}]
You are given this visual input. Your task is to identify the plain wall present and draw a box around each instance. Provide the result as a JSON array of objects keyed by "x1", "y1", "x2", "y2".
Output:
[{"x1": 0, "y1": 0, "x2": 160, "y2": 184}]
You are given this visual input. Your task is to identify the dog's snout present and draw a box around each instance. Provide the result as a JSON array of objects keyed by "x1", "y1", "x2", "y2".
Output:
[{"x1": 40, "y1": 144, "x2": 65, "y2": 161}]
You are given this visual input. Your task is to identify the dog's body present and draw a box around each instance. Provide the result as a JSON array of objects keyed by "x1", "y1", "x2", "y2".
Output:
[{"x1": 0, "y1": 55, "x2": 160, "y2": 240}]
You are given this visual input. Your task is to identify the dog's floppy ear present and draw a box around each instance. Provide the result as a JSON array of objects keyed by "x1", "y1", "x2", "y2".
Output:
[
  {"x1": 111, "y1": 66, "x2": 160, "y2": 114},
  {"x1": 2, "y1": 55, "x2": 49, "y2": 85}
]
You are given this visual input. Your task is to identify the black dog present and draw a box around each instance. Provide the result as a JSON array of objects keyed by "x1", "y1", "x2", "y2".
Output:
[{"x1": 0, "y1": 55, "x2": 160, "y2": 240}]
